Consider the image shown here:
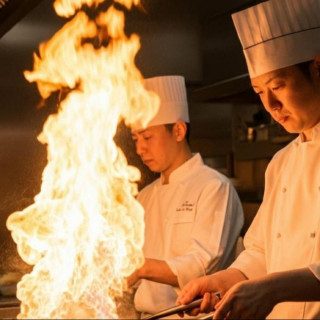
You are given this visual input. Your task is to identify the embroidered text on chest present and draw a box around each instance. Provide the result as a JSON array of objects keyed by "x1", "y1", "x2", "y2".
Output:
[{"x1": 176, "y1": 200, "x2": 195, "y2": 212}]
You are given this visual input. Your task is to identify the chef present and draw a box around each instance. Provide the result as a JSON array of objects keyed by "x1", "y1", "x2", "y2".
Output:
[
  {"x1": 128, "y1": 75, "x2": 244, "y2": 317},
  {"x1": 176, "y1": 0, "x2": 320, "y2": 319}
]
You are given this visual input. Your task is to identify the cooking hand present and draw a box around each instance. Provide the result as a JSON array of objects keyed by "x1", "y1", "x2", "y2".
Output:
[
  {"x1": 176, "y1": 269, "x2": 248, "y2": 317},
  {"x1": 213, "y1": 278, "x2": 275, "y2": 319},
  {"x1": 176, "y1": 275, "x2": 219, "y2": 317},
  {"x1": 126, "y1": 268, "x2": 141, "y2": 288}
]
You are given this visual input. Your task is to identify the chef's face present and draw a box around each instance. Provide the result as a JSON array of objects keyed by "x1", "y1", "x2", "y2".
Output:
[
  {"x1": 251, "y1": 59, "x2": 320, "y2": 140},
  {"x1": 131, "y1": 124, "x2": 179, "y2": 173}
]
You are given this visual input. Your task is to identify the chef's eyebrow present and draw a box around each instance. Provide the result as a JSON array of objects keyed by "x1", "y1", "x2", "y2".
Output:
[
  {"x1": 131, "y1": 129, "x2": 146, "y2": 137},
  {"x1": 252, "y1": 71, "x2": 287, "y2": 88}
]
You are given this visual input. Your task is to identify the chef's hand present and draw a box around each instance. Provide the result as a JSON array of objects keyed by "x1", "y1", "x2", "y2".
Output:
[
  {"x1": 213, "y1": 278, "x2": 275, "y2": 319},
  {"x1": 176, "y1": 269, "x2": 248, "y2": 317},
  {"x1": 176, "y1": 275, "x2": 220, "y2": 316},
  {"x1": 126, "y1": 268, "x2": 141, "y2": 288}
]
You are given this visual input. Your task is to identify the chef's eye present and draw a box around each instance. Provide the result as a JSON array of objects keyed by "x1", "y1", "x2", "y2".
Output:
[{"x1": 272, "y1": 83, "x2": 284, "y2": 91}]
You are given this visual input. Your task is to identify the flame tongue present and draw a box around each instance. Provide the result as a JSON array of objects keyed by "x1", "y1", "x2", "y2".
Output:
[{"x1": 6, "y1": 0, "x2": 159, "y2": 318}]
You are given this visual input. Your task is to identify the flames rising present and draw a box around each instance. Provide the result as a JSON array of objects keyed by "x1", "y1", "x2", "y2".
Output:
[{"x1": 6, "y1": 0, "x2": 159, "y2": 318}]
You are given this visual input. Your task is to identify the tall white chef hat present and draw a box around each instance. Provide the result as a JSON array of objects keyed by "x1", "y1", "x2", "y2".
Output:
[
  {"x1": 232, "y1": 0, "x2": 320, "y2": 78},
  {"x1": 133, "y1": 75, "x2": 189, "y2": 131}
]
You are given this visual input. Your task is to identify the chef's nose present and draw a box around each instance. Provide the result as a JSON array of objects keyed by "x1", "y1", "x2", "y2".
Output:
[
  {"x1": 135, "y1": 138, "x2": 146, "y2": 157},
  {"x1": 264, "y1": 90, "x2": 282, "y2": 112}
]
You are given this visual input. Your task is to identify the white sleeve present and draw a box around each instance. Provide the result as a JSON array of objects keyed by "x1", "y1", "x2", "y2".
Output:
[
  {"x1": 229, "y1": 201, "x2": 267, "y2": 279},
  {"x1": 166, "y1": 179, "x2": 244, "y2": 288},
  {"x1": 229, "y1": 160, "x2": 277, "y2": 279}
]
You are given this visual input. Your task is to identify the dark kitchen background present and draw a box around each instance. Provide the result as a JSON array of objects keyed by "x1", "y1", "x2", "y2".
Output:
[{"x1": 0, "y1": 0, "x2": 296, "y2": 316}]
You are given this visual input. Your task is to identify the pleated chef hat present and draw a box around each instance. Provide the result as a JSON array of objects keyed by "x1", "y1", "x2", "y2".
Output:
[
  {"x1": 232, "y1": 0, "x2": 320, "y2": 78},
  {"x1": 133, "y1": 75, "x2": 189, "y2": 131}
]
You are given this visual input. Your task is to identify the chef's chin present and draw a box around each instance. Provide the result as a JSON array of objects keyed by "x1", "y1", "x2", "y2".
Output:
[
  {"x1": 279, "y1": 121, "x2": 298, "y2": 134},
  {"x1": 144, "y1": 162, "x2": 159, "y2": 173}
]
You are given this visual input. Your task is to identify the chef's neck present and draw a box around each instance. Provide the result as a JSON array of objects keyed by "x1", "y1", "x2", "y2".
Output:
[
  {"x1": 300, "y1": 120, "x2": 320, "y2": 141},
  {"x1": 161, "y1": 147, "x2": 193, "y2": 185},
  {"x1": 301, "y1": 130, "x2": 312, "y2": 142}
]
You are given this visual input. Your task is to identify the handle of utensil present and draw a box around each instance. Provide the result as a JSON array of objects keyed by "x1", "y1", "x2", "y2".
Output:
[
  {"x1": 141, "y1": 298, "x2": 203, "y2": 319},
  {"x1": 198, "y1": 311, "x2": 215, "y2": 320}
]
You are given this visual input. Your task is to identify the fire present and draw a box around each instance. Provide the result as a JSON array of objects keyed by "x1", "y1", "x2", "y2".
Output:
[{"x1": 6, "y1": 0, "x2": 159, "y2": 318}]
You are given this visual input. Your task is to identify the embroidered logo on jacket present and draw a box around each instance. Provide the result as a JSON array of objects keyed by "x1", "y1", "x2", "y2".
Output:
[{"x1": 176, "y1": 200, "x2": 195, "y2": 212}]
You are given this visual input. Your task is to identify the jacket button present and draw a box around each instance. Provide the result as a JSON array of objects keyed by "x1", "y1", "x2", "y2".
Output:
[
  {"x1": 282, "y1": 187, "x2": 287, "y2": 193},
  {"x1": 310, "y1": 232, "x2": 316, "y2": 238},
  {"x1": 277, "y1": 233, "x2": 281, "y2": 238}
]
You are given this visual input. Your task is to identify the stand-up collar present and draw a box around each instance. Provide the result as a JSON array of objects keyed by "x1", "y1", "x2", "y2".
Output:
[
  {"x1": 159, "y1": 153, "x2": 203, "y2": 185},
  {"x1": 297, "y1": 121, "x2": 320, "y2": 144}
]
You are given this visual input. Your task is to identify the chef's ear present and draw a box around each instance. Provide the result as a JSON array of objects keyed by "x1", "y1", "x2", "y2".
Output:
[{"x1": 174, "y1": 121, "x2": 187, "y2": 142}]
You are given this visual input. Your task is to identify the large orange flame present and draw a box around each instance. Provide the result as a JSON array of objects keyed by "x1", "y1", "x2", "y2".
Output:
[{"x1": 6, "y1": 0, "x2": 158, "y2": 318}]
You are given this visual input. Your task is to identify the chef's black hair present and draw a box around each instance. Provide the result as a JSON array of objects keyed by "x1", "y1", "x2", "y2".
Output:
[{"x1": 296, "y1": 60, "x2": 313, "y2": 80}]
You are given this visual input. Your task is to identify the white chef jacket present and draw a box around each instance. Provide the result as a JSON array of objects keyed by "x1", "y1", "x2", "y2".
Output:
[
  {"x1": 134, "y1": 153, "x2": 244, "y2": 314},
  {"x1": 231, "y1": 122, "x2": 320, "y2": 319}
]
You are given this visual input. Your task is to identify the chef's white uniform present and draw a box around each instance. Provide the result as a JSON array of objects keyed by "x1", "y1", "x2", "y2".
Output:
[
  {"x1": 134, "y1": 153, "x2": 244, "y2": 314},
  {"x1": 231, "y1": 122, "x2": 320, "y2": 319}
]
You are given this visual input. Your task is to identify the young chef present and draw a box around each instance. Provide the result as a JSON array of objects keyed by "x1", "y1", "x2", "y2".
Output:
[
  {"x1": 176, "y1": 0, "x2": 320, "y2": 319},
  {"x1": 128, "y1": 75, "x2": 244, "y2": 316}
]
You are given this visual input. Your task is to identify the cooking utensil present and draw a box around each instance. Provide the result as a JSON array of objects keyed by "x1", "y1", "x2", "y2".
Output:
[
  {"x1": 141, "y1": 298, "x2": 203, "y2": 319},
  {"x1": 142, "y1": 292, "x2": 220, "y2": 320},
  {"x1": 198, "y1": 311, "x2": 215, "y2": 319}
]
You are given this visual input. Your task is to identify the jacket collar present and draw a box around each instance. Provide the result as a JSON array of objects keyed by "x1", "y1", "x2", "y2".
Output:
[
  {"x1": 297, "y1": 121, "x2": 320, "y2": 144},
  {"x1": 159, "y1": 153, "x2": 203, "y2": 185}
]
